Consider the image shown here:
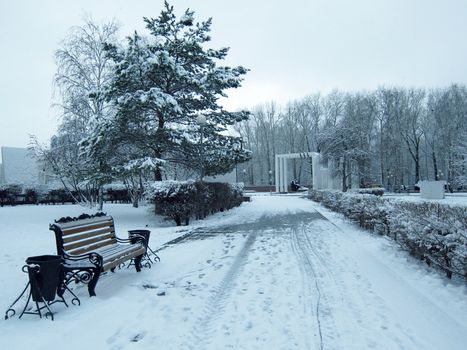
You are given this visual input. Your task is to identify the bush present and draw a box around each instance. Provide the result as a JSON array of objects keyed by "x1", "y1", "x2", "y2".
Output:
[
  {"x1": 0, "y1": 187, "x2": 9, "y2": 207},
  {"x1": 351, "y1": 187, "x2": 385, "y2": 196},
  {"x1": 47, "y1": 189, "x2": 74, "y2": 204},
  {"x1": 147, "y1": 181, "x2": 244, "y2": 226},
  {"x1": 0, "y1": 184, "x2": 22, "y2": 206},
  {"x1": 308, "y1": 189, "x2": 467, "y2": 279},
  {"x1": 105, "y1": 189, "x2": 130, "y2": 203},
  {"x1": 24, "y1": 188, "x2": 38, "y2": 204}
]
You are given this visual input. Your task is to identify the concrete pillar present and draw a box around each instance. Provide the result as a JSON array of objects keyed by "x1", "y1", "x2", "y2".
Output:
[
  {"x1": 275, "y1": 154, "x2": 279, "y2": 193},
  {"x1": 283, "y1": 157, "x2": 288, "y2": 192},
  {"x1": 312, "y1": 153, "x2": 321, "y2": 190},
  {"x1": 279, "y1": 157, "x2": 283, "y2": 192},
  {"x1": 279, "y1": 157, "x2": 284, "y2": 192}
]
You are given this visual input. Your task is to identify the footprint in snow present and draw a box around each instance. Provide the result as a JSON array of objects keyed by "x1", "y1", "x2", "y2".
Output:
[
  {"x1": 130, "y1": 331, "x2": 146, "y2": 342},
  {"x1": 142, "y1": 284, "x2": 158, "y2": 290}
]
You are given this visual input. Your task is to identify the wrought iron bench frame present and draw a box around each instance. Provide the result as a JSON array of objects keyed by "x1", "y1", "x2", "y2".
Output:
[{"x1": 49, "y1": 213, "x2": 146, "y2": 296}]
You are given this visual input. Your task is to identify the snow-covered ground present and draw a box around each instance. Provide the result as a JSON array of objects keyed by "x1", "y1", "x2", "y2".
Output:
[
  {"x1": 383, "y1": 192, "x2": 467, "y2": 206},
  {"x1": 1, "y1": 197, "x2": 466, "y2": 350}
]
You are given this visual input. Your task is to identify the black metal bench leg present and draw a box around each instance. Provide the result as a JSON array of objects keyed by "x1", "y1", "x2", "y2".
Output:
[
  {"x1": 87, "y1": 270, "x2": 100, "y2": 297},
  {"x1": 147, "y1": 246, "x2": 161, "y2": 262},
  {"x1": 134, "y1": 255, "x2": 143, "y2": 272},
  {"x1": 60, "y1": 284, "x2": 80, "y2": 305}
]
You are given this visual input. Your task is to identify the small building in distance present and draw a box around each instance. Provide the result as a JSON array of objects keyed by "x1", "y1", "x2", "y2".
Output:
[
  {"x1": 0, "y1": 146, "x2": 45, "y2": 186},
  {"x1": 0, "y1": 162, "x2": 4, "y2": 184},
  {"x1": 204, "y1": 170, "x2": 236, "y2": 183}
]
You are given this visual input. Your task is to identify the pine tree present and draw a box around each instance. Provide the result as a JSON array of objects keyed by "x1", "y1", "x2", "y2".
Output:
[{"x1": 92, "y1": 2, "x2": 250, "y2": 181}]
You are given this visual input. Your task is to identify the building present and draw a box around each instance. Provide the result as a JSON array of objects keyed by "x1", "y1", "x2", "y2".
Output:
[
  {"x1": 204, "y1": 169, "x2": 236, "y2": 183},
  {"x1": 0, "y1": 146, "x2": 45, "y2": 186}
]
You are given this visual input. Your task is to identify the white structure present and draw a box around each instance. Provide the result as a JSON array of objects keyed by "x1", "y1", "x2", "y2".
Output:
[
  {"x1": 417, "y1": 180, "x2": 446, "y2": 199},
  {"x1": 0, "y1": 146, "x2": 45, "y2": 186},
  {"x1": 0, "y1": 162, "x2": 4, "y2": 184},
  {"x1": 204, "y1": 169, "x2": 236, "y2": 183},
  {"x1": 275, "y1": 152, "x2": 340, "y2": 192}
]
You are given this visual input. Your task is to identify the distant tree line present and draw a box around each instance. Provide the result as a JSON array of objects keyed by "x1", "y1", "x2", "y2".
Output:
[{"x1": 236, "y1": 86, "x2": 467, "y2": 191}]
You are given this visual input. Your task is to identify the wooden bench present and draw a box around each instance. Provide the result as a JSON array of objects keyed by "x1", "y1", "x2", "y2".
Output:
[{"x1": 49, "y1": 213, "x2": 146, "y2": 296}]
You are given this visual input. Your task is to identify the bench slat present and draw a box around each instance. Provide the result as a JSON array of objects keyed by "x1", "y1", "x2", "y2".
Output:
[
  {"x1": 102, "y1": 246, "x2": 146, "y2": 271},
  {"x1": 57, "y1": 215, "x2": 113, "y2": 230},
  {"x1": 97, "y1": 243, "x2": 144, "y2": 261},
  {"x1": 64, "y1": 232, "x2": 115, "y2": 251},
  {"x1": 63, "y1": 227, "x2": 114, "y2": 244},
  {"x1": 68, "y1": 238, "x2": 117, "y2": 256},
  {"x1": 62, "y1": 221, "x2": 113, "y2": 236}
]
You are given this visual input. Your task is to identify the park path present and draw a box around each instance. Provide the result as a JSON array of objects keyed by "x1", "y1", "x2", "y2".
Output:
[{"x1": 162, "y1": 196, "x2": 467, "y2": 350}]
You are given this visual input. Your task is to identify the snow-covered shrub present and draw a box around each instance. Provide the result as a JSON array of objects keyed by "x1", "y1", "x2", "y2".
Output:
[
  {"x1": 23, "y1": 188, "x2": 38, "y2": 204},
  {"x1": 0, "y1": 184, "x2": 22, "y2": 206},
  {"x1": 105, "y1": 188, "x2": 130, "y2": 203},
  {"x1": 0, "y1": 186, "x2": 9, "y2": 207},
  {"x1": 351, "y1": 187, "x2": 385, "y2": 196},
  {"x1": 308, "y1": 189, "x2": 467, "y2": 279},
  {"x1": 389, "y1": 202, "x2": 467, "y2": 279},
  {"x1": 308, "y1": 188, "x2": 324, "y2": 202},
  {"x1": 203, "y1": 182, "x2": 243, "y2": 214},
  {"x1": 147, "y1": 180, "x2": 197, "y2": 226},
  {"x1": 146, "y1": 181, "x2": 244, "y2": 226},
  {"x1": 229, "y1": 182, "x2": 245, "y2": 208},
  {"x1": 192, "y1": 181, "x2": 212, "y2": 220},
  {"x1": 205, "y1": 182, "x2": 230, "y2": 214}
]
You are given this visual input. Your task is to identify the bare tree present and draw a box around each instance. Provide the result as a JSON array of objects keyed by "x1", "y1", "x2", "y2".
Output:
[
  {"x1": 236, "y1": 86, "x2": 467, "y2": 191},
  {"x1": 42, "y1": 18, "x2": 119, "y2": 209},
  {"x1": 399, "y1": 89, "x2": 425, "y2": 184}
]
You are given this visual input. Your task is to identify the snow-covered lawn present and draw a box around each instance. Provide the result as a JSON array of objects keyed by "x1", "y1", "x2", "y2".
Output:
[
  {"x1": 383, "y1": 192, "x2": 467, "y2": 206},
  {"x1": 1, "y1": 197, "x2": 466, "y2": 349}
]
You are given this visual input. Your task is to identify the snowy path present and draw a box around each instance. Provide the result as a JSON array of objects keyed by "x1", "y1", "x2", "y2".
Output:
[{"x1": 1, "y1": 196, "x2": 466, "y2": 350}]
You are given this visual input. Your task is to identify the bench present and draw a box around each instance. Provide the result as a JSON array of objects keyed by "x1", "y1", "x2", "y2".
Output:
[{"x1": 49, "y1": 213, "x2": 147, "y2": 296}]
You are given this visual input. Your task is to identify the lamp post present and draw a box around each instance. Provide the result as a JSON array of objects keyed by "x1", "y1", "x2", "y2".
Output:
[
  {"x1": 233, "y1": 142, "x2": 240, "y2": 183},
  {"x1": 196, "y1": 114, "x2": 207, "y2": 181},
  {"x1": 386, "y1": 170, "x2": 393, "y2": 192}
]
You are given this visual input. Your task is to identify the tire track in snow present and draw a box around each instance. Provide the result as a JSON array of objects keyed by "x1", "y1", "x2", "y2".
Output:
[
  {"x1": 299, "y1": 216, "x2": 429, "y2": 349},
  {"x1": 183, "y1": 232, "x2": 257, "y2": 350},
  {"x1": 290, "y1": 224, "x2": 325, "y2": 350},
  {"x1": 294, "y1": 218, "x2": 400, "y2": 350}
]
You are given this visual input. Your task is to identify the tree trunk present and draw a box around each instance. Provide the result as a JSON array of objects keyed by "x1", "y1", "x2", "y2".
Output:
[
  {"x1": 415, "y1": 145, "x2": 420, "y2": 184},
  {"x1": 379, "y1": 119, "x2": 385, "y2": 186},
  {"x1": 97, "y1": 185, "x2": 104, "y2": 211},
  {"x1": 342, "y1": 157, "x2": 348, "y2": 192},
  {"x1": 432, "y1": 151, "x2": 439, "y2": 180},
  {"x1": 155, "y1": 167, "x2": 162, "y2": 181}
]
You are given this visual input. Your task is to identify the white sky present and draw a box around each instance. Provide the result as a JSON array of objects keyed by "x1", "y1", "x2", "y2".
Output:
[{"x1": 1, "y1": 0, "x2": 467, "y2": 148}]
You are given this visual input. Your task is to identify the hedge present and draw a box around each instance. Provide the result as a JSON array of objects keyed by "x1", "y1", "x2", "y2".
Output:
[
  {"x1": 146, "y1": 181, "x2": 244, "y2": 226},
  {"x1": 308, "y1": 189, "x2": 467, "y2": 280}
]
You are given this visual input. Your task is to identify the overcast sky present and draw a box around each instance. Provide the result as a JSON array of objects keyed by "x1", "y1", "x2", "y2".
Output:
[{"x1": 1, "y1": 0, "x2": 467, "y2": 148}]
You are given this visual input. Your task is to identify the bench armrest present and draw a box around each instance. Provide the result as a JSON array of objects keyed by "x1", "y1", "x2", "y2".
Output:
[
  {"x1": 115, "y1": 236, "x2": 146, "y2": 246},
  {"x1": 63, "y1": 251, "x2": 103, "y2": 270}
]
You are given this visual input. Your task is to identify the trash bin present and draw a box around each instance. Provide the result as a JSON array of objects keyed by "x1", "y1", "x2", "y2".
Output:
[
  {"x1": 128, "y1": 230, "x2": 151, "y2": 248},
  {"x1": 25, "y1": 255, "x2": 63, "y2": 302}
]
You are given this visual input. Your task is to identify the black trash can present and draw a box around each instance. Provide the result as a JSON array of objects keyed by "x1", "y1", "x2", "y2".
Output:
[
  {"x1": 25, "y1": 255, "x2": 63, "y2": 302},
  {"x1": 128, "y1": 230, "x2": 151, "y2": 248}
]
